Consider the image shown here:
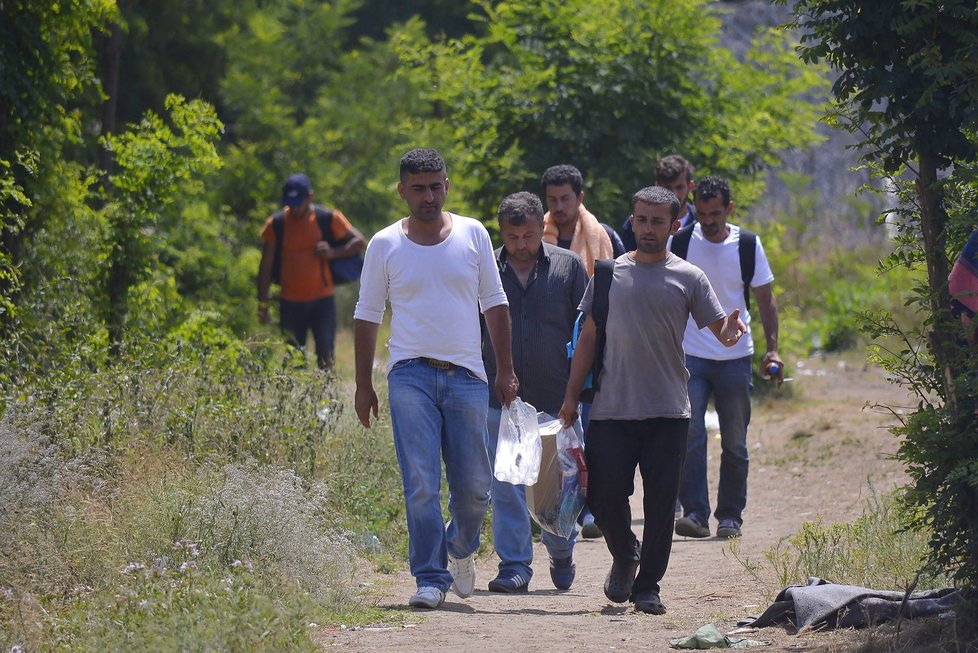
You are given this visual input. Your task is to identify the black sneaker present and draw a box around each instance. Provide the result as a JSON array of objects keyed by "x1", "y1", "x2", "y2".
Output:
[
  {"x1": 487, "y1": 571, "x2": 529, "y2": 593},
  {"x1": 716, "y1": 518, "x2": 742, "y2": 539},
  {"x1": 633, "y1": 590, "x2": 666, "y2": 615},
  {"x1": 675, "y1": 515, "x2": 710, "y2": 538},
  {"x1": 549, "y1": 555, "x2": 576, "y2": 590},
  {"x1": 603, "y1": 558, "x2": 639, "y2": 603}
]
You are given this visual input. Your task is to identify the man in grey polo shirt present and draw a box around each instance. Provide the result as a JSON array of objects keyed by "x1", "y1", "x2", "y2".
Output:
[{"x1": 483, "y1": 191, "x2": 589, "y2": 593}]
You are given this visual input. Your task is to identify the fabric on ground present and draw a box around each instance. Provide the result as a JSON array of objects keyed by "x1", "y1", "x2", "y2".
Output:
[
  {"x1": 669, "y1": 624, "x2": 770, "y2": 649},
  {"x1": 738, "y1": 577, "x2": 961, "y2": 632}
]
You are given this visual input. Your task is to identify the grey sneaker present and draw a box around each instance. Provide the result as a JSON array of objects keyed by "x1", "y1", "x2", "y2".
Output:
[
  {"x1": 716, "y1": 518, "x2": 742, "y2": 539},
  {"x1": 448, "y1": 553, "x2": 476, "y2": 598},
  {"x1": 675, "y1": 515, "x2": 710, "y2": 538},
  {"x1": 408, "y1": 586, "x2": 445, "y2": 609}
]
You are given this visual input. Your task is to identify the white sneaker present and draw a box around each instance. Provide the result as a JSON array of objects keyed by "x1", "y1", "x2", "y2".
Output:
[
  {"x1": 408, "y1": 586, "x2": 445, "y2": 609},
  {"x1": 448, "y1": 553, "x2": 476, "y2": 598}
]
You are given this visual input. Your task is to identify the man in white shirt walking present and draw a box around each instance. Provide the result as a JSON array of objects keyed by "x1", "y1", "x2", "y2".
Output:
[
  {"x1": 673, "y1": 176, "x2": 784, "y2": 540},
  {"x1": 354, "y1": 148, "x2": 518, "y2": 609}
]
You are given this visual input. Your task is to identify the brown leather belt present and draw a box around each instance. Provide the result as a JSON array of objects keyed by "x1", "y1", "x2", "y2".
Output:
[{"x1": 421, "y1": 357, "x2": 458, "y2": 370}]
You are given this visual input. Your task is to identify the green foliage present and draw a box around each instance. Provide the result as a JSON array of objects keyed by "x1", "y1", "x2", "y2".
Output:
[
  {"x1": 55, "y1": 565, "x2": 322, "y2": 652},
  {"x1": 101, "y1": 94, "x2": 224, "y2": 341},
  {"x1": 783, "y1": 0, "x2": 978, "y2": 599},
  {"x1": 731, "y1": 489, "x2": 941, "y2": 601},
  {"x1": 408, "y1": 0, "x2": 826, "y2": 222},
  {"x1": 0, "y1": 329, "x2": 408, "y2": 649},
  {"x1": 785, "y1": 0, "x2": 978, "y2": 173},
  {"x1": 748, "y1": 171, "x2": 913, "y2": 358},
  {"x1": 0, "y1": 431, "x2": 359, "y2": 651}
]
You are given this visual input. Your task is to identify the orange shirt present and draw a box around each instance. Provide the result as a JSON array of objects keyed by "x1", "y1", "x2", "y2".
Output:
[{"x1": 261, "y1": 206, "x2": 354, "y2": 302}]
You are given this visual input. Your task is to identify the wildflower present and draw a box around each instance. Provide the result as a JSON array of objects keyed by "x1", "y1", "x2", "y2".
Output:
[{"x1": 121, "y1": 562, "x2": 145, "y2": 574}]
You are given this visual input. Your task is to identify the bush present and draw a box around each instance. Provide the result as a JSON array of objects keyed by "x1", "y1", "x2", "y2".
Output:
[{"x1": 730, "y1": 488, "x2": 943, "y2": 601}]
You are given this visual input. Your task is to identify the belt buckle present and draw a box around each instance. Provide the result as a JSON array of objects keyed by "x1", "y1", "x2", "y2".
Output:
[{"x1": 425, "y1": 358, "x2": 452, "y2": 370}]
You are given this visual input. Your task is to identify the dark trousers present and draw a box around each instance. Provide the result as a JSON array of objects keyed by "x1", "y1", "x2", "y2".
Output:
[
  {"x1": 279, "y1": 296, "x2": 336, "y2": 369},
  {"x1": 585, "y1": 418, "x2": 689, "y2": 595}
]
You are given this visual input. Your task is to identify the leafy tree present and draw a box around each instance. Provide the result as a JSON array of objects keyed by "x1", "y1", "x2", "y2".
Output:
[
  {"x1": 401, "y1": 0, "x2": 826, "y2": 222},
  {"x1": 781, "y1": 0, "x2": 978, "y2": 599},
  {"x1": 101, "y1": 95, "x2": 224, "y2": 343},
  {"x1": 0, "y1": 0, "x2": 114, "y2": 380}
]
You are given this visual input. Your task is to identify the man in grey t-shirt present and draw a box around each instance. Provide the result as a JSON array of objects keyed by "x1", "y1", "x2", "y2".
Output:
[{"x1": 558, "y1": 186, "x2": 746, "y2": 615}]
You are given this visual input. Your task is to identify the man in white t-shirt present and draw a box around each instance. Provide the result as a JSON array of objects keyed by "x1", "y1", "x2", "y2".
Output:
[
  {"x1": 354, "y1": 148, "x2": 519, "y2": 610},
  {"x1": 673, "y1": 176, "x2": 784, "y2": 541}
]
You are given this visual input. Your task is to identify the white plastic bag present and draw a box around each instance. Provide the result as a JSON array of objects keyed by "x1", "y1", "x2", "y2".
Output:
[
  {"x1": 526, "y1": 418, "x2": 588, "y2": 538},
  {"x1": 493, "y1": 398, "x2": 542, "y2": 485}
]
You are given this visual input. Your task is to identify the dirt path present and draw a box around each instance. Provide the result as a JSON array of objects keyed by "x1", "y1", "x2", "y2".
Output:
[{"x1": 322, "y1": 352, "x2": 911, "y2": 652}]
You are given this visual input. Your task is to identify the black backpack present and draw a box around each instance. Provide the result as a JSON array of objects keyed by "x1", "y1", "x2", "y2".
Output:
[
  {"x1": 566, "y1": 259, "x2": 614, "y2": 402},
  {"x1": 670, "y1": 225, "x2": 756, "y2": 312},
  {"x1": 270, "y1": 205, "x2": 362, "y2": 285}
]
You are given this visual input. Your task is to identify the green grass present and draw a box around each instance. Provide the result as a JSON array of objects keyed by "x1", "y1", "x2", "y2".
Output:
[
  {"x1": 0, "y1": 327, "x2": 408, "y2": 651},
  {"x1": 728, "y1": 487, "x2": 944, "y2": 603}
]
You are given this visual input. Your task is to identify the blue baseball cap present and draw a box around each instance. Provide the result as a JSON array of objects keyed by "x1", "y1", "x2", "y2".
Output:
[{"x1": 282, "y1": 173, "x2": 311, "y2": 208}]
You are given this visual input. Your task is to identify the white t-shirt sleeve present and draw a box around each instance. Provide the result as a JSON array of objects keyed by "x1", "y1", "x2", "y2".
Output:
[
  {"x1": 476, "y1": 223, "x2": 508, "y2": 312},
  {"x1": 751, "y1": 235, "x2": 775, "y2": 287},
  {"x1": 353, "y1": 227, "x2": 392, "y2": 324}
]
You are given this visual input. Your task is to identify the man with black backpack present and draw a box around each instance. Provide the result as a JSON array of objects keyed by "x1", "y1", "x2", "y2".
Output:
[
  {"x1": 672, "y1": 176, "x2": 783, "y2": 541},
  {"x1": 257, "y1": 173, "x2": 366, "y2": 369},
  {"x1": 559, "y1": 186, "x2": 746, "y2": 615}
]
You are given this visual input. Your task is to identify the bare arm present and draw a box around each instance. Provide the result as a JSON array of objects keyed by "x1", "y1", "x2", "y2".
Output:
[
  {"x1": 354, "y1": 319, "x2": 381, "y2": 427},
  {"x1": 753, "y1": 283, "x2": 784, "y2": 384},
  {"x1": 257, "y1": 240, "x2": 275, "y2": 324},
  {"x1": 316, "y1": 225, "x2": 367, "y2": 260},
  {"x1": 707, "y1": 308, "x2": 747, "y2": 347},
  {"x1": 559, "y1": 315, "x2": 597, "y2": 427},
  {"x1": 483, "y1": 304, "x2": 518, "y2": 406}
]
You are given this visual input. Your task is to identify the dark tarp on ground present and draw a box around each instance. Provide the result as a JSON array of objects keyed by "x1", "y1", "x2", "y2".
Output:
[{"x1": 738, "y1": 577, "x2": 960, "y2": 632}]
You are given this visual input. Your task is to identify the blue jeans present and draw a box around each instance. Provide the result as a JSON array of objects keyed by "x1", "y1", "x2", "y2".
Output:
[
  {"x1": 279, "y1": 296, "x2": 336, "y2": 368},
  {"x1": 679, "y1": 354, "x2": 752, "y2": 525},
  {"x1": 388, "y1": 358, "x2": 492, "y2": 591},
  {"x1": 487, "y1": 407, "x2": 579, "y2": 580}
]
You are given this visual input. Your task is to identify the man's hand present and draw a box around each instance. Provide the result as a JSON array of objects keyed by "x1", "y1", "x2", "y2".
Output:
[
  {"x1": 495, "y1": 370, "x2": 519, "y2": 407},
  {"x1": 355, "y1": 384, "x2": 379, "y2": 427},
  {"x1": 762, "y1": 350, "x2": 785, "y2": 386},
  {"x1": 257, "y1": 303, "x2": 270, "y2": 325},
  {"x1": 718, "y1": 308, "x2": 747, "y2": 347},
  {"x1": 558, "y1": 399, "x2": 579, "y2": 429},
  {"x1": 315, "y1": 240, "x2": 333, "y2": 259}
]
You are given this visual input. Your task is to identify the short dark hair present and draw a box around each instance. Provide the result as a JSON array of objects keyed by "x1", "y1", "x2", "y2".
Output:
[
  {"x1": 497, "y1": 191, "x2": 544, "y2": 228},
  {"x1": 655, "y1": 154, "x2": 694, "y2": 184},
  {"x1": 632, "y1": 186, "x2": 680, "y2": 219},
  {"x1": 694, "y1": 176, "x2": 731, "y2": 206},
  {"x1": 541, "y1": 164, "x2": 584, "y2": 195},
  {"x1": 399, "y1": 148, "x2": 446, "y2": 181}
]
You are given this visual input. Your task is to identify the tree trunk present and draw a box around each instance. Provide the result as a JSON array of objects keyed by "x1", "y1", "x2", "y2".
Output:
[
  {"x1": 916, "y1": 147, "x2": 960, "y2": 407},
  {"x1": 98, "y1": 21, "x2": 123, "y2": 177}
]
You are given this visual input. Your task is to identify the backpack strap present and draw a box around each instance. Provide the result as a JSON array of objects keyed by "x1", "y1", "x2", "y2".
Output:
[
  {"x1": 590, "y1": 259, "x2": 615, "y2": 391},
  {"x1": 738, "y1": 228, "x2": 756, "y2": 313},
  {"x1": 313, "y1": 205, "x2": 335, "y2": 243},
  {"x1": 670, "y1": 224, "x2": 757, "y2": 313},
  {"x1": 670, "y1": 224, "x2": 694, "y2": 259},
  {"x1": 271, "y1": 206, "x2": 336, "y2": 286},
  {"x1": 271, "y1": 210, "x2": 285, "y2": 284}
]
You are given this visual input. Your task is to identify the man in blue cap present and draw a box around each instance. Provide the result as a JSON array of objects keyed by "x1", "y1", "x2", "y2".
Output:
[{"x1": 257, "y1": 173, "x2": 365, "y2": 368}]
